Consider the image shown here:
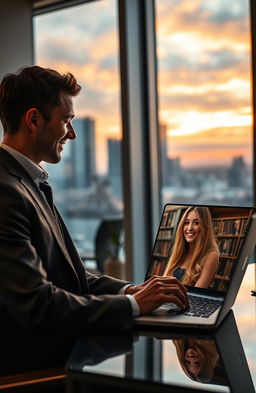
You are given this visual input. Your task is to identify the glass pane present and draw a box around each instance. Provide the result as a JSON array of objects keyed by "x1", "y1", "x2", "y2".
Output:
[
  {"x1": 156, "y1": 0, "x2": 253, "y2": 206},
  {"x1": 33, "y1": 0, "x2": 123, "y2": 271}
]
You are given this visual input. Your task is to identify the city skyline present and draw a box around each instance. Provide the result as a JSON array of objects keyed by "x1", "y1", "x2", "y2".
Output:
[{"x1": 33, "y1": 0, "x2": 252, "y2": 173}]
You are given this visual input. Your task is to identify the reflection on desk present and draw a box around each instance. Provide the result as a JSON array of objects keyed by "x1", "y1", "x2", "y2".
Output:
[
  {"x1": 0, "y1": 325, "x2": 76, "y2": 377},
  {"x1": 172, "y1": 338, "x2": 226, "y2": 385},
  {"x1": 66, "y1": 311, "x2": 254, "y2": 393},
  {"x1": 0, "y1": 323, "x2": 77, "y2": 392}
]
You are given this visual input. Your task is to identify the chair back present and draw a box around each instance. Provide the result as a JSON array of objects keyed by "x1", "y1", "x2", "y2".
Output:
[{"x1": 95, "y1": 216, "x2": 124, "y2": 274}]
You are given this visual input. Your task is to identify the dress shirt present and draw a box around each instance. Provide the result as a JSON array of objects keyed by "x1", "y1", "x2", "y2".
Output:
[
  {"x1": 0, "y1": 144, "x2": 48, "y2": 185},
  {"x1": 0, "y1": 144, "x2": 140, "y2": 317}
]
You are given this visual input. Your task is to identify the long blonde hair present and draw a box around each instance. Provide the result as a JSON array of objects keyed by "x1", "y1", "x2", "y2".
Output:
[
  {"x1": 164, "y1": 206, "x2": 219, "y2": 285},
  {"x1": 173, "y1": 339, "x2": 220, "y2": 383}
]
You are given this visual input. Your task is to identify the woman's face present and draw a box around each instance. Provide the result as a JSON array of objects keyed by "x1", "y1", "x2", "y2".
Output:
[
  {"x1": 185, "y1": 347, "x2": 202, "y2": 376},
  {"x1": 183, "y1": 210, "x2": 201, "y2": 244}
]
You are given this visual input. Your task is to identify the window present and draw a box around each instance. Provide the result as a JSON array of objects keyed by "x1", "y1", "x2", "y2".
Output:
[
  {"x1": 156, "y1": 0, "x2": 253, "y2": 206},
  {"x1": 33, "y1": 0, "x2": 123, "y2": 263}
]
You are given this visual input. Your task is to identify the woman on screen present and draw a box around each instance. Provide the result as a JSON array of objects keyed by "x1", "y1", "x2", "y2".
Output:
[
  {"x1": 173, "y1": 339, "x2": 226, "y2": 384},
  {"x1": 164, "y1": 206, "x2": 219, "y2": 288}
]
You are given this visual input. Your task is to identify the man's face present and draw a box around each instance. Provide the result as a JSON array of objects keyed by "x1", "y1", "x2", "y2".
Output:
[{"x1": 36, "y1": 91, "x2": 75, "y2": 164}]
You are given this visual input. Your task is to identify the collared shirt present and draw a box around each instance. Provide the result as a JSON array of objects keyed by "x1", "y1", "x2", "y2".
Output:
[
  {"x1": 0, "y1": 143, "x2": 48, "y2": 186},
  {"x1": 0, "y1": 144, "x2": 140, "y2": 316}
]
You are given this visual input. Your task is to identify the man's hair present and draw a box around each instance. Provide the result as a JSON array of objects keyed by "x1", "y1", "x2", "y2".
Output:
[{"x1": 0, "y1": 65, "x2": 81, "y2": 134}]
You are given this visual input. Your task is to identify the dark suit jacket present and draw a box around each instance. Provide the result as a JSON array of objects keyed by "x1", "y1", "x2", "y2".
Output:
[{"x1": 0, "y1": 148, "x2": 133, "y2": 333}]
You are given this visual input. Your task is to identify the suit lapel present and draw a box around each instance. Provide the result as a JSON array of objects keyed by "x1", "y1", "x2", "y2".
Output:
[
  {"x1": 0, "y1": 148, "x2": 85, "y2": 290},
  {"x1": 20, "y1": 177, "x2": 72, "y2": 258}
]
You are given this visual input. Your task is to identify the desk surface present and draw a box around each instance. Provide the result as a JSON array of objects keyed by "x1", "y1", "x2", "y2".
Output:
[
  {"x1": 0, "y1": 265, "x2": 255, "y2": 393},
  {"x1": 66, "y1": 264, "x2": 256, "y2": 393}
]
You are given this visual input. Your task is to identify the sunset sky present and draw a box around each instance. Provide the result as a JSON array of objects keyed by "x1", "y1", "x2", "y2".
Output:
[
  {"x1": 33, "y1": 0, "x2": 252, "y2": 172},
  {"x1": 156, "y1": 0, "x2": 252, "y2": 168}
]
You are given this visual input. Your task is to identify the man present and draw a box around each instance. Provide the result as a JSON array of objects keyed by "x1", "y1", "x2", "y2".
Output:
[{"x1": 0, "y1": 66, "x2": 188, "y2": 333}]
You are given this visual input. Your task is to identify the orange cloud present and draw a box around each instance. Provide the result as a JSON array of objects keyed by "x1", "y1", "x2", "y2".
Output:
[
  {"x1": 165, "y1": 125, "x2": 252, "y2": 167},
  {"x1": 156, "y1": 1, "x2": 250, "y2": 47},
  {"x1": 34, "y1": 0, "x2": 252, "y2": 173}
]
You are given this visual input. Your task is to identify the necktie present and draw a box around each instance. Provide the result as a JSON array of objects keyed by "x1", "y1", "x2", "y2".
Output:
[{"x1": 39, "y1": 181, "x2": 55, "y2": 213}]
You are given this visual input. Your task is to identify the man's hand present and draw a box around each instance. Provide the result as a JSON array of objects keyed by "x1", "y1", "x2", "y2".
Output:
[{"x1": 125, "y1": 275, "x2": 188, "y2": 315}]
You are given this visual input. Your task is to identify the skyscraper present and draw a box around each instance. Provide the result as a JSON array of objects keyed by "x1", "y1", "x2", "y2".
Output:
[
  {"x1": 228, "y1": 156, "x2": 248, "y2": 188},
  {"x1": 70, "y1": 117, "x2": 96, "y2": 188},
  {"x1": 107, "y1": 138, "x2": 122, "y2": 199}
]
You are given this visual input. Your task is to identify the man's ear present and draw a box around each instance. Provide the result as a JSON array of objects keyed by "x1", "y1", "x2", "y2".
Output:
[{"x1": 25, "y1": 108, "x2": 42, "y2": 131}]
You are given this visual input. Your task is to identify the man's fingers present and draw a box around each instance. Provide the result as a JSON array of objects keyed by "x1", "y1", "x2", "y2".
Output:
[
  {"x1": 165, "y1": 285, "x2": 188, "y2": 307},
  {"x1": 146, "y1": 276, "x2": 189, "y2": 306},
  {"x1": 162, "y1": 294, "x2": 186, "y2": 309}
]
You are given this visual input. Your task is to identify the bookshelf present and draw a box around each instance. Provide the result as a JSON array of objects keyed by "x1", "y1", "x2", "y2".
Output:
[
  {"x1": 149, "y1": 206, "x2": 185, "y2": 276},
  {"x1": 210, "y1": 207, "x2": 253, "y2": 291}
]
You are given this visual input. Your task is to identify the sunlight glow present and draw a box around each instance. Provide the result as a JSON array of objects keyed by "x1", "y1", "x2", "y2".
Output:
[{"x1": 167, "y1": 111, "x2": 252, "y2": 137}]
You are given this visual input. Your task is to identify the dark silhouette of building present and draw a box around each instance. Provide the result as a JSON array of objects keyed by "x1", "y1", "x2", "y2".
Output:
[
  {"x1": 228, "y1": 156, "x2": 248, "y2": 188},
  {"x1": 107, "y1": 138, "x2": 122, "y2": 199},
  {"x1": 70, "y1": 117, "x2": 96, "y2": 188}
]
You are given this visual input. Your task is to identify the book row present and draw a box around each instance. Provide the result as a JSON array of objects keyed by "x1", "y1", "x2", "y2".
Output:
[
  {"x1": 160, "y1": 210, "x2": 179, "y2": 228},
  {"x1": 216, "y1": 237, "x2": 243, "y2": 256},
  {"x1": 212, "y1": 218, "x2": 248, "y2": 236},
  {"x1": 153, "y1": 241, "x2": 171, "y2": 258},
  {"x1": 216, "y1": 258, "x2": 234, "y2": 278},
  {"x1": 157, "y1": 229, "x2": 173, "y2": 240},
  {"x1": 150, "y1": 260, "x2": 167, "y2": 276},
  {"x1": 212, "y1": 277, "x2": 229, "y2": 292}
]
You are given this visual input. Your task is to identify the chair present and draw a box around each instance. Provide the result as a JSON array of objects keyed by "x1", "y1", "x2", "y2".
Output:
[{"x1": 82, "y1": 216, "x2": 124, "y2": 275}]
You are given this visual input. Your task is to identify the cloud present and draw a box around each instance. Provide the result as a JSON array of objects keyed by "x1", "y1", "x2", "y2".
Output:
[
  {"x1": 167, "y1": 146, "x2": 252, "y2": 168},
  {"x1": 99, "y1": 54, "x2": 118, "y2": 70},
  {"x1": 156, "y1": 0, "x2": 250, "y2": 45},
  {"x1": 35, "y1": 36, "x2": 91, "y2": 65},
  {"x1": 204, "y1": 0, "x2": 249, "y2": 23},
  {"x1": 165, "y1": 125, "x2": 252, "y2": 167},
  {"x1": 158, "y1": 57, "x2": 250, "y2": 96},
  {"x1": 167, "y1": 125, "x2": 252, "y2": 144},
  {"x1": 35, "y1": 26, "x2": 118, "y2": 68},
  {"x1": 74, "y1": 83, "x2": 120, "y2": 119},
  {"x1": 33, "y1": 0, "x2": 252, "y2": 170},
  {"x1": 160, "y1": 91, "x2": 249, "y2": 112},
  {"x1": 195, "y1": 49, "x2": 249, "y2": 72},
  {"x1": 34, "y1": 0, "x2": 117, "y2": 39}
]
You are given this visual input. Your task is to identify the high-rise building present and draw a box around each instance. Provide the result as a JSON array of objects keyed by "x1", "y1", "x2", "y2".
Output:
[
  {"x1": 107, "y1": 138, "x2": 122, "y2": 199},
  {"x1": 70, "y1": 117, "x2": 96, "y2": 188},
  {"x1": 228, "y1": 155, "x2": 248, "y2": 188}
]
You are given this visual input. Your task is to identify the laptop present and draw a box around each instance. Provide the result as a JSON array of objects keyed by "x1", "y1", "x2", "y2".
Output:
[{"x1": 135, "y1": 203, "x2": 256, "y2": 329}]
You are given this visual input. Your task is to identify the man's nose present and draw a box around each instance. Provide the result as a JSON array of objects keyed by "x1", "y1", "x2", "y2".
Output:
[{"x1": 67, "y1": 124, "x2": 76, "y2": 140}]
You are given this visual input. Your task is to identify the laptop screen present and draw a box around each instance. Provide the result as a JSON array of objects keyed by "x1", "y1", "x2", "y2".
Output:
[{"x1": 145, "y1": 204, "x2": 254, "y2": 293}]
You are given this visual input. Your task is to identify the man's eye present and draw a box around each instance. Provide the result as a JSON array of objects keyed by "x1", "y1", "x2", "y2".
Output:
[{"x1": 63, "y1": 118, "x2": 71, "y2": 124}]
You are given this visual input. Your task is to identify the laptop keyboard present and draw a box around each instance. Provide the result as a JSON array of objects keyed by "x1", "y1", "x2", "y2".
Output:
[{"x1": 163, "y1": 294, "x2": 223, "y2": 318}]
